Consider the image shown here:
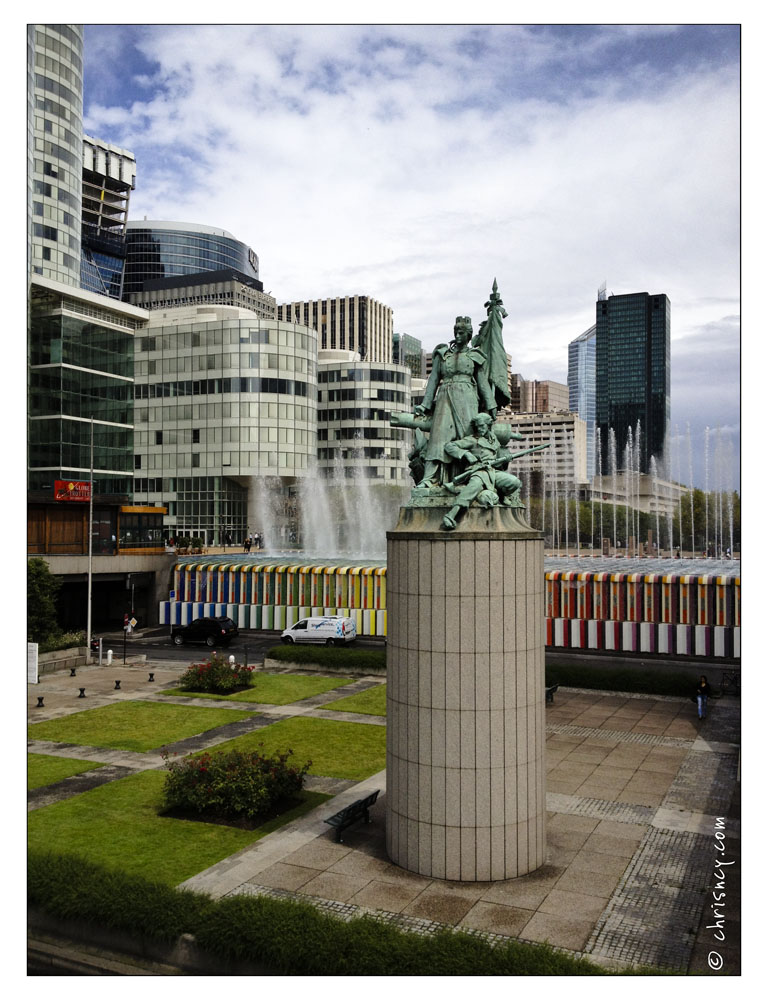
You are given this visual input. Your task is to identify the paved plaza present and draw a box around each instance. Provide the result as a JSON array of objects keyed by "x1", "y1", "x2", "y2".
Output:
[{"x1": 28, "y1": 659, "x2": 741, "y2": 974}]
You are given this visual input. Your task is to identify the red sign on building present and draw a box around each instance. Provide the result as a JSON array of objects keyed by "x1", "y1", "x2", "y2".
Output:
[{"x1": 54, "y1": 480, "x2": 92, "y2": 502}]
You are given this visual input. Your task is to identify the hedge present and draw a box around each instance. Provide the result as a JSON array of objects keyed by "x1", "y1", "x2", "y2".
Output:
[
  {"x1": 267, "y1": 644, "x2": 386, "y2": 672},
  {"x1": 27, "y1": 851, "x2": 654, "y2": 975},
  {"x1": 545, "y1": 661, "x2": 699, "y2": 697}
]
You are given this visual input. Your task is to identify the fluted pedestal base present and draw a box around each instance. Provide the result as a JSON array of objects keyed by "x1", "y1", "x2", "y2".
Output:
[{"x1": 385, "y1": 506, "x2": 546, "y2": 881}]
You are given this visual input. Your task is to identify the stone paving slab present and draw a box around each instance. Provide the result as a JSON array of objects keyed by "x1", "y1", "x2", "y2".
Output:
[{"x1": 28, "y1": 764, "x2": 138, "y2": 811}]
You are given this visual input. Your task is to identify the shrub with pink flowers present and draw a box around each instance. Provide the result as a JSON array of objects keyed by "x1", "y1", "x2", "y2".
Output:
[
  {"x1": 177, "y1": 653, "x2": 255, "y2": 694},
  {"x1": 162, "y1": 745, "x2": 311, "y2": 821}
]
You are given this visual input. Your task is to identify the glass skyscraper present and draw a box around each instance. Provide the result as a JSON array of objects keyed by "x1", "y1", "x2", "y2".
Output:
[
  {"x1": 123, "y1": 221, "x2": 259, "y2": 297},
  {"x1": 595, "y1": 292, "x2": 671, "y2": 475},
  {"x1": 28, "y1": 25, "x2": 145, "y2": 498},
  {"x1": 393, "y1": 332, "x2": 425, "y2": 377},
  {"x1": 28, "y1": 279, "x2": 147, "y2": 496},
  {"x1": 567, "y1": 324, "x2": 596, "y2": 479},
  {"x1": 80, "y1": 136, "x2": 137, "y2": 299},
  {"x1": 28, "y1": 24, "x2": 84, "y2": 286}
]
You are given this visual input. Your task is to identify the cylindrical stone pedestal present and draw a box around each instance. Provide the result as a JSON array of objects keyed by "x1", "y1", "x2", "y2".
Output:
[{"x1": 385, "y1": 505, "x2": 546, "y2": 881}]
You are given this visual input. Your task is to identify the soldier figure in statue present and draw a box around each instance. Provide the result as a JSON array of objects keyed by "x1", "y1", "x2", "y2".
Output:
[{"x1": 442, "y1": 413, "x2": 524, "y2": 529}]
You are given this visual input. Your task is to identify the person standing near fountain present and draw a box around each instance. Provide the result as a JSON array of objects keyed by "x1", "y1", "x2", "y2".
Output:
[
  {"x1": 695, "y1": 675, "x2": 712, "y2": 720},
  {"x1": 413, "y1": 317, "x2": 496, "y2": 487}
]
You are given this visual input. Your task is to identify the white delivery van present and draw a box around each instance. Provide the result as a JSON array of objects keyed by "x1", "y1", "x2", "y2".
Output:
[{"x1": 281, "y1": 616, "x2": 357, "y2": 646}]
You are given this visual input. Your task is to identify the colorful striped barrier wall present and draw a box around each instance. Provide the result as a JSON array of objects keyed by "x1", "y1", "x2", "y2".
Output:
[{"x1": 158, "y1": 561, "x2": 739, "y2": 656}]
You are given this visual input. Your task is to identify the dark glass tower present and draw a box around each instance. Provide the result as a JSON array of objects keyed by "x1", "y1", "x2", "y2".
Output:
[
  {"x1": 122, "y1": 221, "x2": 259, "y2": 297},
  {"x1": 596, "y1": 292, "x2": 670, "y2": 475}
]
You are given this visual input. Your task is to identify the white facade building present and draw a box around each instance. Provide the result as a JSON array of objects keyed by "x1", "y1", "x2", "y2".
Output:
[
  {"x1": 278, "y1": 296, "x2": 393, "y2": 364},
  {"x1": 496, "y1": 411, "x2": 588, "y2": 487},
  {"x1": 317, "y1": 350, "x2": 412, "y2": 482},
  {"x1": 132, "y1": 305, "x2": 318, "y2": 545}
]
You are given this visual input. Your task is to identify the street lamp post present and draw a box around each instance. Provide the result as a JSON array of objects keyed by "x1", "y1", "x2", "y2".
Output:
[{"x1": 86, "y1": 417, "x2": 94, "y2": 662}]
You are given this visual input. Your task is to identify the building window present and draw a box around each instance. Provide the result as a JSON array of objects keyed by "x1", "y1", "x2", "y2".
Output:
[{"x1": 155, "y1": 431, "x2": 163, "y2": 444}]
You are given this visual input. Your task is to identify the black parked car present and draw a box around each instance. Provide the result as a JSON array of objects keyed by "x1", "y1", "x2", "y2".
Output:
[{"x1": 171, "y1": 616, "x2": 238, "y2": 647}]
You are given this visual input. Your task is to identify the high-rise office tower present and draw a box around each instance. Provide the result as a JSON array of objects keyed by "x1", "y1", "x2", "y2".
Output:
[
  {"x1": 80, "y1": 135, "x2": 137, "y2": 298},
  {"x1": 122, "y1": 220, "x2": 260, "y2": 297},
  {"x1": 568, "y1": 324, "x2": 596, "y2": 479},
  {"x1": 28, "y1": 25, "x2": 145, "y2": 498},
  {"x1": 277, "y1": 297, "x2": 393, "y2": 364},
  {"x1": 595, "y1": 291, "x2": 671, "y2": 475},
  {"x1": 28, "y1": 24, "x2": 84, "y2": 285},
  {"x1": 392, "y1": 332, "x2": 425, "y2": 377}
]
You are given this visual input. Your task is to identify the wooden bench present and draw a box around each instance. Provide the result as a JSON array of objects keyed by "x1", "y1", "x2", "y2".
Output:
[
  {"x1": 324, "y1": 790, "x2": 380, "y2": 842},
  {"x1": 546, "y1": 683, "x2": 559, "y2": 703}
]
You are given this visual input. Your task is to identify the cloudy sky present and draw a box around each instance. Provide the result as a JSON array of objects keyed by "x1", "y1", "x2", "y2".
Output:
[{"x1": 80, "y1": 22, "x2": 740, "y2": 488}]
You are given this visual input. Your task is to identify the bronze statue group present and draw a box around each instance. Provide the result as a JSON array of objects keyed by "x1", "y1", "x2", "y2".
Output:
[{"x1": 392, "y1": 280, "x2": 548, "y2": 530}]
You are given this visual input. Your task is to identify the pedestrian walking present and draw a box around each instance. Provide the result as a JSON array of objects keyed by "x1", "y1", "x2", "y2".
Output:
[{"x1": 695, "y1": 675, "x2": 711, "y2": 720}]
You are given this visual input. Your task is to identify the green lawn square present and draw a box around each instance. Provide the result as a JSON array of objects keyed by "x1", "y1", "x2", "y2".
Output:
[
  {"x1": 330, "y1": 683, "x2": 386, "y2": 716},
  {"x1": 28, "y1": 701, "x2": 253, "y2": 753},
  {"x1": 208, "y1": 716, "x2": 386, "y2": 781},
  {"x1": 160, "y1": 672, "x2": 356, "y2": 705},
  {"x1": 27, "y1": 769, "x2": 329, "y2": 885},
  {"x1": 28, "y1": 753, "x2": 104, "y2": 790}
]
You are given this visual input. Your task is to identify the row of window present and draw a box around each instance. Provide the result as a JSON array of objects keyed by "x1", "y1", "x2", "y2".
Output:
[
  {"x1": 134, "y1": 352, "x2": 311, "y2": 376},
  {"x1": 134, "y1": 377, "x2": 313, "y2": 400},
  {"x1": 320, "y1": 388, "x2": 406, "y2": 403},
  {"x1": 139, "y1": 424, "x2": 311, "y2": 447},
  {"x1": 318, "y1": 368, "x2": 407, "y2": 384},
  {"x1": 319, "y1": 407, "x2": 398, "y2": 423},
  {"x1": 137, "y1": 328, "x2": 316, "y2": 352},
  {"x1": 135, "y1": 401, "x2": 314, "y2": 423}
]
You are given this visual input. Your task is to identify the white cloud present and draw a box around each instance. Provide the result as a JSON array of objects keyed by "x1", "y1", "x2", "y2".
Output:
[{"x1": 82, "y1": 23, "x2": 739, "y2": 486}]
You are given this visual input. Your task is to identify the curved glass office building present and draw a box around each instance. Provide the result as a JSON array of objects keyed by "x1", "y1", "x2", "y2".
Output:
[{"x1": 123, "y1": 221, "x2": 259, "y2": 297}]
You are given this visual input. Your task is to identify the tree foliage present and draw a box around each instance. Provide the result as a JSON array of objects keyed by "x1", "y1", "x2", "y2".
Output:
[
  {"x1": 27, "y1": 557, "x2": 61, "y2": 643},
  {"x1": 524, "y1": 490, "x2": 740, "y2": 555}
]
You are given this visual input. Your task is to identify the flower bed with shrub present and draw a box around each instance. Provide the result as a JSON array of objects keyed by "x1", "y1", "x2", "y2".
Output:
[
  {"x1": 162, "y1": 746, "x2": 311, "y2": 824},
  {"x1": 178, "y1": 653, "x2": 255, "y2": 694}
]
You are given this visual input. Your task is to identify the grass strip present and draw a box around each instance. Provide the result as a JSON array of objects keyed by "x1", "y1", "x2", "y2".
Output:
[
  {"x1": 267, "y1": 645, "x2": 386, "y2": 672},
  {"x1": 159, "y1": 672, "x2": 356, "y2": 705},
  {"x1": 28, "y1": 753, "x2": 105, "y2": 790},
  {"x1": 28, "y1": 700, "x2": 253, "y2": 753},
  {"x1": 206, "y1": 715, "x2": 386, "y2": 781},
  {"x1": 330, "y1": 683, "x2": 387, "y2": 716},
  {"x1": 29, "y1": 852, "x2": 665, "y2": 975},
  {"x1": 28, "y1": 770, "x2": 329, "y2": 885}
]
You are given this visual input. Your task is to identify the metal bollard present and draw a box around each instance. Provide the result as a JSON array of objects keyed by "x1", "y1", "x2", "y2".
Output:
[
  {"x1": 106, "y1": 649, "x2": 113, "y2": 665},
  {"x1": 70, "y1": 668, "x2": 77, "y2": 677},
  {"x1": 78, "y1": 688, "x2": 86, "y2": 698},
  {"x1": 114, "y1": 680, "x2": 121, "y2": 690},
  {"x1": 36, "y1": 696, "x2": 44, "y2": 708},
  {"x1": 148, "y1": 672, "x2": 155, "y2": 682}
]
